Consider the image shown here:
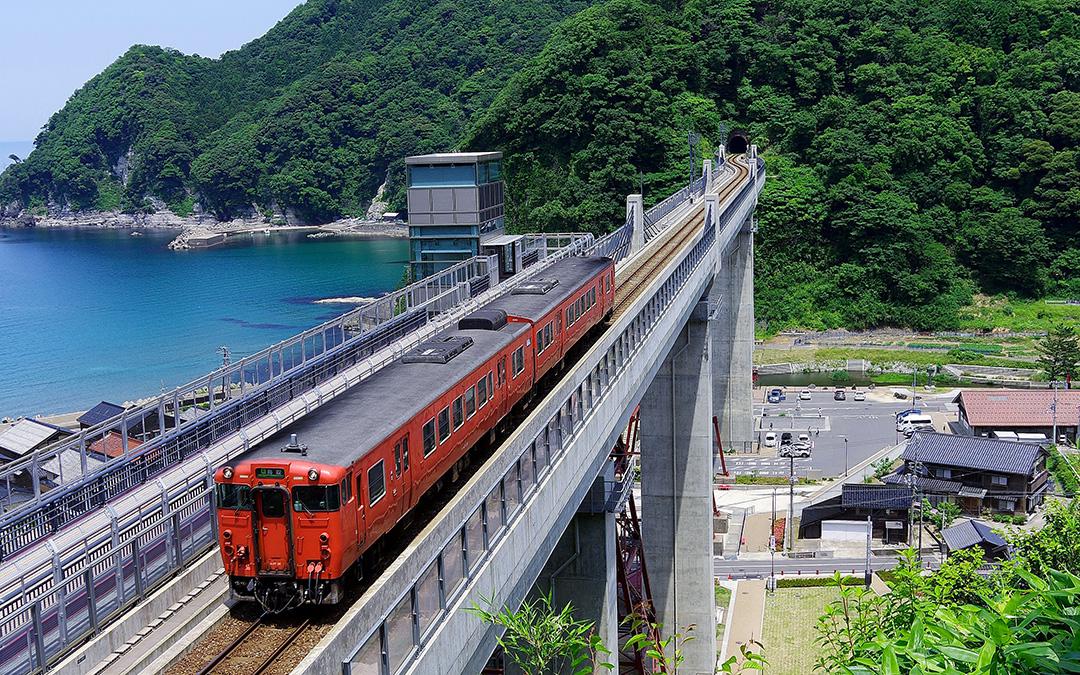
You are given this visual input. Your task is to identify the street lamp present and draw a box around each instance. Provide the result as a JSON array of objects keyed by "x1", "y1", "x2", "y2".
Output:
[{"x1": 838, "y1": 435, "x2": 849, "y2": 477}]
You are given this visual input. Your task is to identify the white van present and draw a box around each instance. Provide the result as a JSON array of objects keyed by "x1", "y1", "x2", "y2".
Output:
[{"x1": 897, "y1": 414, "x2": 933, "y2": 433}]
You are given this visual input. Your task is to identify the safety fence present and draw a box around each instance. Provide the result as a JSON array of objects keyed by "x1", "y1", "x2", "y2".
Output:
[{"x1": 0, "y1": 158, "x2": 730, "y2": 675}]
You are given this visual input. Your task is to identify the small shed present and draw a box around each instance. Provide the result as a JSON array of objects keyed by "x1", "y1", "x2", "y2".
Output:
[
  {"x1": 941, "y1": 519, "x2": 1008, "y2": 560},
  {"x1": 77, "y1": 401, "x2": 126, "y2": 429},
  {"x1": 0, "y1": 419, "x2": 73, "y2": 463}
]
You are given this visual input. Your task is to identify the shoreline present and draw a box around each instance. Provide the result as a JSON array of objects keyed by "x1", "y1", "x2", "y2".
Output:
[{"x1": 0, "y1": 212, "x2": 409, "y2": 240}]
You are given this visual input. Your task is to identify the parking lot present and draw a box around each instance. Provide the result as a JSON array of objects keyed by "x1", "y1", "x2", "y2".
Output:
[{"x1": 727, "y1": 386, "x2": 957, "y2": 478}]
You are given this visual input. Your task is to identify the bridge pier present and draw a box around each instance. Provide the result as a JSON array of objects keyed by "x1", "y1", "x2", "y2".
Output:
[
  {"x1": 640, "y1": 295, "x2": 717, "y2": 674},
  {"x1": 529, "y1": 466, "x2": 618, "y2": 673},
  {"x1": 713, "y1": 220, "x2": 755, "y2": 452}
]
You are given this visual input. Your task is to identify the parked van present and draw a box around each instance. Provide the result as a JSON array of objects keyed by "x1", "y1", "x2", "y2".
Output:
[{"x1": 897, "y1": 414, "x2": 933, "y2": 433}]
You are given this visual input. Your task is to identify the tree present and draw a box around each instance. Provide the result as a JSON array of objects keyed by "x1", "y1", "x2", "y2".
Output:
[
  {"x1": 1035, "y1": 324, "x2": 1080, "y2": 382},
  {"x1": 922, "y1": 498, "x2": 961, "y2": 529},
  {"x1": 7, "y1": 154, "x2": 20, "y2": 164}
]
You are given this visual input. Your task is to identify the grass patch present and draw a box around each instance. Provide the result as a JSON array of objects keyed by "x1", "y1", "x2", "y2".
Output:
[
  {"x1": 1048, "y1": 446, "x2": 1079, "y2": 497},
  {"x1": 753, "y1": 345, "x2": 1031, "y2": 370},
  {"x1": 715, "y1": 581, "x2": 732, "y2": 647},
  {"x1": 762, "y1": 587, "x2": 839, "y2": 674},
  {"x1": 734, "y1": 474, "x2": 818, "y2": 486},
  {"x1": 957, "y1": 295, "x2": 1080, "y2": 332}
]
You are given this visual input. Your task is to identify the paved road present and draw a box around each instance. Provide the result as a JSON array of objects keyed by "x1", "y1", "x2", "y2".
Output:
[
  {"x1": 735, "y1": 391, "x2": 955, "y2": 477},
  {"x1": 714, "y1": 554, "x2": 941, "y2": 579}
]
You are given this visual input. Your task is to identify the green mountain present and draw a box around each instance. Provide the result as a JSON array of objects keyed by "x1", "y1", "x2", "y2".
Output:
[
  {"x1": 0, "y1": 0, "x2": 589, "y2": 221},
  {"x1": 467, "y1": 0, "x2": 1080, "y2": 330},
  {"x1": 3, "y1": 0, "x2": 1078, "y2": 330}
]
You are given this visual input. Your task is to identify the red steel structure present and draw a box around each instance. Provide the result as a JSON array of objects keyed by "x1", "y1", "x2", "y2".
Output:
[{"x1": 213, "y1": 256, "x2": 615, "y2": 611}]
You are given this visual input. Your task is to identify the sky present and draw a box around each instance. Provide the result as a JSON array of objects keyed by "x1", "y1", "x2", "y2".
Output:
[{"x1": 0, "y1": 0, "x2": 305, "y2": 142}]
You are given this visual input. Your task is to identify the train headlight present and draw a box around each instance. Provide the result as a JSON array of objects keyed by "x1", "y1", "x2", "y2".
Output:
[
  {"x1": 308, "y1": 468, "x2": 319, "y2": 481},
  {"x1": 222, "y1": 467, "x2": 233, "y2": 479},
  {"x1": 319, "y1": 532, "x2": 329, "y2": 544},
  {"x1": 223, "y1": 529, "x2": 232, "y2": 540}
]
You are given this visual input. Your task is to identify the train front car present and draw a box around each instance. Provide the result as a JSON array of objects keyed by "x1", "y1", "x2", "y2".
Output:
[{"x1": 214, "y1": 436, "x2": 351, "y2": 612}]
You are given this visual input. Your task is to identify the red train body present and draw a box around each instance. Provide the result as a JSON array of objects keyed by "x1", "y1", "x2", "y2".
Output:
[{"x1": 213, "y1": 256, "x2": 614, "y2": 610}]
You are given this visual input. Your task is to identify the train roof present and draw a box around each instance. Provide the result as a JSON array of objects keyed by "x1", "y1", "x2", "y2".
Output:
[
  {"x1": 483, "y1": 256, "x2": 611, "y2": 322},
  {"x1": 240, "y1": 322, "x2": 529, "y2": 467}
]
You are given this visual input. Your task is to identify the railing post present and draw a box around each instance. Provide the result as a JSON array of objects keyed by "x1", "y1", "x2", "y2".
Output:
[
  {"x1": 702, "y1": 159, "x2": 712, "y2": 193},
  {"x1": 31, "y1": 601, "x2": 47, "y2": 671},
  {"x1": 131, "y1": 537, "x2": 144, "y2": 599},
  {"x1": 49, "y1": 542, "x2": 68, "y2": 644},
  {"x1": 84, "y1": 568, "x2": 100, "y2": 633},
  {"x1": 627, "y1": 194, "x2": 644, "y2": 254}
]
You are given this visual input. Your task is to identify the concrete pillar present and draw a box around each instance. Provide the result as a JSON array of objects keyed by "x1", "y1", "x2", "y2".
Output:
[
  {"x1": 530, "y1": 467, "x2": 618, "y2": 674},
  {"x1": 718, "y1": 144, "x2": 726, "y2": 163},
  {"x1": 640, "y1": 295, "x2": 717, "y2": 674},
  {"x1": 702, "y1": 160, "x2": 712, "y2": 193},
  {"x1": 627, "y1": 194, "x2": 645, "y2": 253},
  {"x1": 712, "y1": 225, "x2": 755, "y2": 454}
]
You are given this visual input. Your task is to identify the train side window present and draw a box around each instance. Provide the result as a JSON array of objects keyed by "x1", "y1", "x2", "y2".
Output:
[
  {"x1": 466, "y1": 387, "x2": 477, "y2": 418},
  {"x1": 487, "y1": 372, "x2": 494, "y2": 400},
  {"x1": 497, "y1": 359, "x2": 506, "y2": 388},
  {"x1": 477, "y1": 377, "x2": 488, "y2": 408},
  {"x1": 512, "y1": 347, "x2": 525, "y2": 377},
  {"x1": 438, "y1": 406, "x2": 451, "y2": 442},
  {"x1": 402, "y1": 435, "x2": 410, "y2": 470},
  {"x1": 453, "y1": 397, "x2": 464, "y2": 429},
  {"x1": 393, "y1": 441, "x2": 402, "y2": 476},
  {"x1": 536, "y1": 328, "x2": 545, "y2": 354},
  {"x1": 368, "y1": 461, "x2": 386, "y2": 506},
  {"x1": 423, "y1": 418, "x2": 437, "y2": 456},
  {"x1": 341, "y1": 478, "x2": 350, "y2": 503},
  {"x1": 590, "y1": 288, "x2": 596, "y2": 306},
  {"x1": 566, "y1": 307, "x2": 572, "y2": 326},
  {"x1": 544, "y1": 323, "x2": 552, "y2": 346}
]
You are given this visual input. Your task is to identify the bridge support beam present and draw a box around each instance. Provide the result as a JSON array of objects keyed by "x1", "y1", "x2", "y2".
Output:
[
  {"x1": 640, "y1": 295, "x2": 717, "y2": 674},
  {"x1": 713, "y1": 220, "x2": 755, "y2": 453},
  {"x1": 627, "y1": 194, "x2": 645, "y2": 254},
  {"x1": 529, "y1": 470, "x2": 618, "y2": 674}
]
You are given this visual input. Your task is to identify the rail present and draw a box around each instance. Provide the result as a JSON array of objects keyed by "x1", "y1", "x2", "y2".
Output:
[
  {"x1": 337, "y1": 160, "x2": 764, "y2": 675},
  {"x1": 0, "y1": 157, "x2": 723, "y2": 675}
]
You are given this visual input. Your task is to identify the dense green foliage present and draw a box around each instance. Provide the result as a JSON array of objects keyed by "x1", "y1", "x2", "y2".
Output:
[
  {"x1": 0, "y1": 0, "x2": 587, "y2": 221},
  {"x1": 817, "y1": 502, "x2": 1080, "y2": 674},
  {"x1": 467, "y1": 0, "x2": 1080, "y2": 329},
  {"x1": 4, "y1": 0, "x2": 1079, "y2": 329}
]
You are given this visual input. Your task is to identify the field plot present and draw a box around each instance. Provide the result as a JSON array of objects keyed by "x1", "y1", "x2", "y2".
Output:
[{"x1": 761, "y1": 586, "x2": 839, "y2": 674}]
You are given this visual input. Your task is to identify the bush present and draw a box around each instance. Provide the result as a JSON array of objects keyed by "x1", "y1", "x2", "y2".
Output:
[
  {"x1": 1012, "y1": 514, "x2": 1028, "y2": 525},
  {"x1": 777, "y1": 576, "x2": 862, "y2": 588}
]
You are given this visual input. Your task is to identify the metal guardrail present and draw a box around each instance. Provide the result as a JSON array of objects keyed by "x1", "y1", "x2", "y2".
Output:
[
  {"x1": 341, "y1": 159, "x2": 763, "y2": 675},
  {"x1": 0, "y1": 256, "x2": 498, "y2": 559},
  {"x1": 0, "y1": 152, "x2": 745, "y2": 675}
]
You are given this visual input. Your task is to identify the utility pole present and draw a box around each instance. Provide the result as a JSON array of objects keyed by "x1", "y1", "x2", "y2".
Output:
[
  {"x1": 1052, "y1": 380, "x2": 1059, "y2": 445},
  {"x1": 218, "y1": 345, "x2": 231, "y2": 367},
  {"x1": 864, "y1": 514, "x2": 872, "y2": 589},
  {"x1": 839, "y1": 435, "x2": 849, "y2": 477},
  {"x1": 786, "y1": 455, "x2": 795, "y2": 551},
  {"x1": 769, "y1": 487, "x2": 777, "y2": 591}
]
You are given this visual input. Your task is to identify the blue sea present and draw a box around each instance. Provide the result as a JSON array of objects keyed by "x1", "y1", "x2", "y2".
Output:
[{"x1": 0, "y1": 227, "x2": 409, "y2": 417}]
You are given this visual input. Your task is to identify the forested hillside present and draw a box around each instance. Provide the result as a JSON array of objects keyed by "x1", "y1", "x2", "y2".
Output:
[
  {"x1": 0, "y1": 0, "x2": 588, "y2": 221},
  {"x1": 3, "y1": 0, "x2": 1078, "y2": 330},
  {"x1": 469, "y1": 0, "x2": 1080, "y2": 330}
]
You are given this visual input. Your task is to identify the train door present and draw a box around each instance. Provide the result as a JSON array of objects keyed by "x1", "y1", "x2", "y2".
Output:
[
  {"x1": 341, "y1": 472, "x2": 358, "y2": 558},
  {"x1": 393, "y1": 434, "x2": 412, "y2": 514},
  {"x1": 253, "y1": 487, "x2": 293, "y2": 575}
]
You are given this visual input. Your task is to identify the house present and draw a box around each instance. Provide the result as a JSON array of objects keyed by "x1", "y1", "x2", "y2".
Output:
[
  {"x1": 953, "y1": 389, "x2": 1080, "y2": 443},
  {"x1": 903, "y1": 432, "x2": 1048, "y2": 516},
  {"x1": 0, "y1": 419, "x2": 73, "y2": 463},
  {"x1": 799, "y1": 484, "x2": 913, "y2": 545},
  {"x1": 87, "y1": 431, "x2": 143, "y2": 461},
  {"x1": 76, "y1": 401, "x2": 126, "y2": 429},
  {"x1": 941, "y1": 519, "x2": 1008, "y2": 560}
]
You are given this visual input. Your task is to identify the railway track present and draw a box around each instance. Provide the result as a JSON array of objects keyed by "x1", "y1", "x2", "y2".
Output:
[
  {"x1": 170, "y1": 159, "x2": 751, "y2": 675},
  {"x1": 612, "y1": 157, "x2": 750, "y2": 319},
  {"x1": 194, "y1": 613, "x2": 312, "y2": 675}
]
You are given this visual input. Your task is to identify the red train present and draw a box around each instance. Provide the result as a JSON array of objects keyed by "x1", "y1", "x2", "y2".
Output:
[{"x1": 213, "y1": 256, "x2": 615, "y2": 610}]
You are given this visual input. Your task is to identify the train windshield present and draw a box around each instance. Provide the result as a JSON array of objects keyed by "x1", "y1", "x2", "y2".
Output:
[
  {"x1": 216, "y1": 484, "x2": 253, "y2": 510},
  {"x1": 292, "y1": 485, "x2": 341, "y2": 513}
]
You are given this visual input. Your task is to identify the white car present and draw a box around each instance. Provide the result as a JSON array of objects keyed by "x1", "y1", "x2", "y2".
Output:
[
  {"x1": 854, "y1": 391, "x2": 866, "y2": 401},
  {"x1": 763, "y1": 432, "x2": 778, "y2": 447},
  {"x1": 799, "y1": 390, "x2": 812, "y2": 401}
]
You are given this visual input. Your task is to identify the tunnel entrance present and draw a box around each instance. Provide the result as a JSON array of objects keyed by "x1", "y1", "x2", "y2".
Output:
[{"x1": 727, "y1": 131, "x2": 749, "y2": 154}]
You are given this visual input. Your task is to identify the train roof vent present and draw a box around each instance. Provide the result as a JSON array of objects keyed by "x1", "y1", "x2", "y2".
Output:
[
  {"x1": 458, "y1": 309, "x2": 508, "y2": 331},
  {"x1": 401, "y1": 335, "x2": 474, "y2": 364},
  {"x1": 511, "y1": 278, "x2": 559, "y2": 295}
]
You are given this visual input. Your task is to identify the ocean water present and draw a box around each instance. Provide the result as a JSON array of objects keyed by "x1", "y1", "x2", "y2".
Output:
[{"x1": 0, "y1": 227, "x2": 409, "y2": 417}]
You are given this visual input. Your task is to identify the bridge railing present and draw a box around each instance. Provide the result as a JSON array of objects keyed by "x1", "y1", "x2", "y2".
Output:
[
  {"x1": 337, "y1": 161, "x2": 762, "y2": 675},
  {"x1": 0, "y1": 256, "x2": 498, "y2": 559},
  {"x1": 0, "y1": 155, "x2": 738, "y2": 675}
]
